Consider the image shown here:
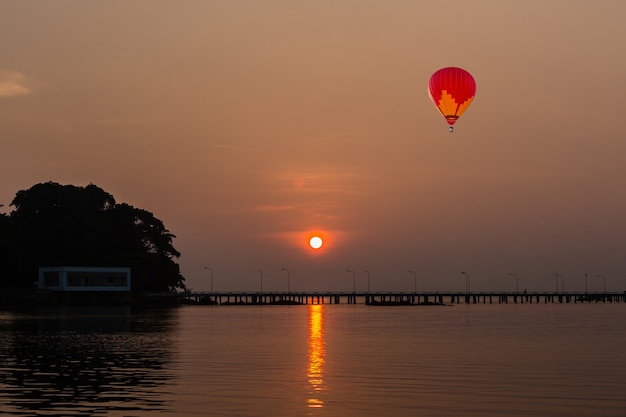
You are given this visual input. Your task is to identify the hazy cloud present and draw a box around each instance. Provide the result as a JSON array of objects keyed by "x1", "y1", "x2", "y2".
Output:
[
  {"x1": 252, "y1": 205, "x2": 296, "y2": 212},
  {"x1": 207, "y1": 142, "x2": 254, "y2": 152},
  {"x1": 0, "y1": 71, "x2": 32, "y2": 97}
]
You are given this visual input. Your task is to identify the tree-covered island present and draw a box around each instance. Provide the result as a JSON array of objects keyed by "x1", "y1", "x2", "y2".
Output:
[{"x1": 0, "y1": 182, "x2": 186, "y2": 307}]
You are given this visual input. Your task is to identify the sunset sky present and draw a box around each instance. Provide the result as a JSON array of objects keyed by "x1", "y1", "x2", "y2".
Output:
[{"x1": 2, "y1": 1, "x2": 626, "y2": 293}]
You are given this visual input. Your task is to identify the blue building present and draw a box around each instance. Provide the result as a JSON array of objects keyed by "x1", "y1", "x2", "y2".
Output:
[{"x1": 38, "y1": 266, "x2": 131, "y2": 292}]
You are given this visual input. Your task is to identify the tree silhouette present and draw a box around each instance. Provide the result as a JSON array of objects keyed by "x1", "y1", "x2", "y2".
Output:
[{"x1": 1, "y1": 182, "x2": 185, "y2": 292}]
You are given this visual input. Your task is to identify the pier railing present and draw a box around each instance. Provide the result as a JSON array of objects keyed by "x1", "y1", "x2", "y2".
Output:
[{"x1": 143, "y1": 291, "x2": 626, "y2": 305}]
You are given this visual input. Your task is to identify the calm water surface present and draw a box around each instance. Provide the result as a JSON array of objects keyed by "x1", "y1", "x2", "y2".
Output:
[{"x1": 1, "y1": 303, "x2": 626, "y2": 416}]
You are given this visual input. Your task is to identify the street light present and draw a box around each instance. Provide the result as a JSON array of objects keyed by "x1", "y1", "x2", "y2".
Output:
[
  {"x1": 258, "y1": 269, "x2": 263, "y2": 293},
  {"x1": 553, "y1": 272, "x2": 559, "y2": 293},
  {"x1": 585, "y1": 273, "x2": 589, "y2": 294},
  {"x1": 509, "y1": 273, "x2": 519, "y2": 293},
  {"x1": 204, "y1": 267, "x2": 213, "y2": 293},
  {"x1": 408, "y1": 270, "x2": 417, "y2": 293},
  {"x1": 365, "y1": 270, "x2": 371, "y2": 293},
  {"x1": 461, "y1": 272, "x2": 470, "y2": 294},
  {"x1": 597, "y1": 274, "x2": 606, "y2": 293},
  {"x1": 281, "y1": 268, "x2": 290, "y2": 293},
  {"x1": 347, "y1": 267, "x2": 356, "y2": 293}
]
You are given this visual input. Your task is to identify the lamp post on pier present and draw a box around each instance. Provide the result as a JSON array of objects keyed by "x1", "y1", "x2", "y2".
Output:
[
  {"x1": 553, "y1": 272, "x2": 559, "y2": 293},
  {"x1": 408, "y1": 270, "x2": 417, "y2": 293},
  {"x1": 258, "y1": 269, "x2": 263, "y2": 293},
  {"x1": 461, "y1": 271, "x2": 470, "y2": 294},
  {"x1": 347, "y1": 267, "x2": 356, "y2": 293},
  {"x1": 365, "y1": 270, "x2": 371, "y2": 293},
  {"x1": 281, "y1": 268, "x2": 290, "y2": 294},
  {"x1": 597, "y1": 274, "x2": 606, "y2": 293},
  {"x1": 204, "y1": 267, "x2": 213, "y2": 293}
]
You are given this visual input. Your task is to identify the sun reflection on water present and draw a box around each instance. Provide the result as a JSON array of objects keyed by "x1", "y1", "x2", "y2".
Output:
[{"x1": 307, "y1": 304, "x2": 325, "y2": 409}]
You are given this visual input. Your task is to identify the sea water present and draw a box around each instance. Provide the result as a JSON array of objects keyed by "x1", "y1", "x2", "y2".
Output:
[{"x1": 1, "y1": 303, "x2": 625, "y2": 416}]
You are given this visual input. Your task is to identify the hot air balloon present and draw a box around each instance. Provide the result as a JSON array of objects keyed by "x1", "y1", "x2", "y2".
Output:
[{"x1": 428, "y1": 67, "x2": 476, "y2": 132}]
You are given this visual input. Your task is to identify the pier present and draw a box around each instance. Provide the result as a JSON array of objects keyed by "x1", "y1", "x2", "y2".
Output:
[{"x1": 144, "y1": 291, "x2": 626, "y2": 306}]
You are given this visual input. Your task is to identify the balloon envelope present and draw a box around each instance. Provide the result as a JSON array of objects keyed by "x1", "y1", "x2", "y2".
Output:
[{"x1": 428, "y1": 67, "x2": 476, "y2": 127}]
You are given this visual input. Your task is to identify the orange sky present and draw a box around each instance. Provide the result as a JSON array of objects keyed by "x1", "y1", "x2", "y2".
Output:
[{"x1": 2, "y1": 1, "x2": 626, "y2": 293}]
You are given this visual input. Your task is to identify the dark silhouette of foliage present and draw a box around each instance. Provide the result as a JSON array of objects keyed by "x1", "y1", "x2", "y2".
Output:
[
  {"x1": 1, "y1": 182, "x2": 185, "y2": 292},
  {"x1": 0, "y1": 209, "x2": 15, "y2": 287}
]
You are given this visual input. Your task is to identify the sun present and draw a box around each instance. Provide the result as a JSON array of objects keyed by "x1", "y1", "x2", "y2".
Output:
[
  {"x1": 309, "y1": 236, "x2": 323, "y2": 249},
  {"x1": 303, "y1": 230, "x2": 331, "y2": 253}
]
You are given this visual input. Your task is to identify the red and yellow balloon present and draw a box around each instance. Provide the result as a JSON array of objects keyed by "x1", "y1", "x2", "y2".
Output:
[{"x1": 428, "y1": 67, "x2": 476, "y2": 132}]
